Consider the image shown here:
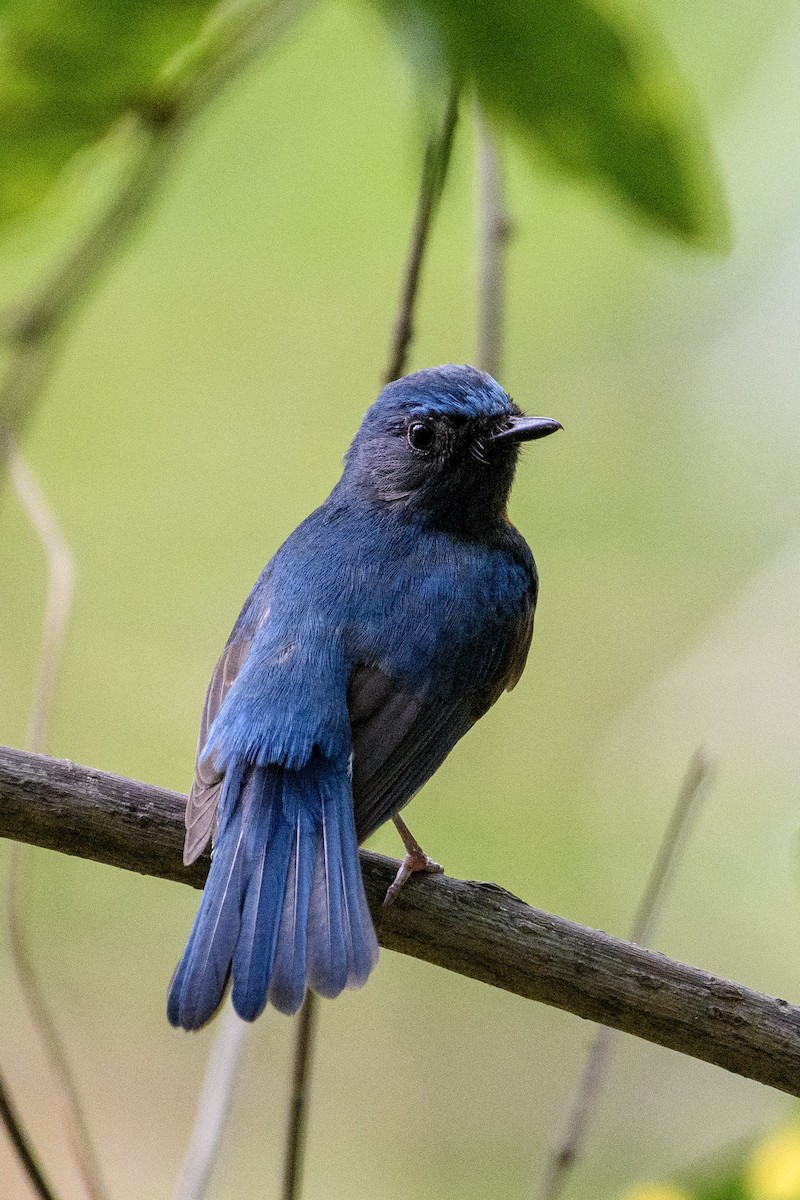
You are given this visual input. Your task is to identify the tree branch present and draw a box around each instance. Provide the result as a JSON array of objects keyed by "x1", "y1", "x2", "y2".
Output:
[{"x1": 1, "y1": 745, "x2": 799, "y2": 1098}]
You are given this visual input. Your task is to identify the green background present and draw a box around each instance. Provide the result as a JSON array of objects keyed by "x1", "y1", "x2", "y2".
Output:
[{"x1": 2, "y1": 1, "x2": 800, "y2": 1197}]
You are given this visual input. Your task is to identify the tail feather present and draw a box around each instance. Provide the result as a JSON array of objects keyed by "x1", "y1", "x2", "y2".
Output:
[
  {"x1": 231, "y1": 769, "x2": 294, "y2": 1020},
  {"x1": 338, "y1": 804, "x2": 380, "y2": 989},
  {"x1": 167, "y1": 756, "x2": 378, "y2": 1030},
  {"x1": 307, "y1": 808, "x2": 350, "y2": 998},
  {"x1": 312, "y1": 768, "x2": 378, "y2": 994},
  {"x1": 268, "y1": 802, "x2": 317, "y2": 1015},
  {"x1": 167, "y1": 760, "x2": 248, "y2": 1030}
]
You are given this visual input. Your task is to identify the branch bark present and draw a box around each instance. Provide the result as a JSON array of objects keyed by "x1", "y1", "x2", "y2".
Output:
[{"x1": 2, "y1": 745, "x2": 799, "y2": 1097}]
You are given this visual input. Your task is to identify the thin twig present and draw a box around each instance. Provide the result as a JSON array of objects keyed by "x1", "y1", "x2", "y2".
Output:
[
  {"x1": 474, "y1": 105, "x2": 512, "y2": 380},
  {"x1": 0, "y1": 1069, "x2": 61, "y2": 1200},
  {"x1": 172, "y1": 1001, "x2": 250, "y2": 1200},
  {"x1": 384, "y1": 85, "x2": 460, "y2": 384},
  {"x1": 628, "y1": 752, "x2": 715, "y2": 946},
  {"x1": 3, "y1": 439, "x2": 107, "y2": 1200},
  {"x1": 5, "y1": 445, "x2": 75, "y2": 752},
  {"x1": 167, "y1": 9, "x2": 328, "y2": 1197},
  {"x1": 0, "y1": 119, "x2": 175, "y2": 442},
  {"x1": 277, "y1": 88, "x2": 460, "y2": 1200},
  {"x1": 281, "y1": 994, "x2": 317, "y2": 1200},
  {"x1": 534, "y1": 750, "x2": 715, "y2": 1200},
  {"x1": 6, "y1": 851, "x2": 107, "y2": 1200}
]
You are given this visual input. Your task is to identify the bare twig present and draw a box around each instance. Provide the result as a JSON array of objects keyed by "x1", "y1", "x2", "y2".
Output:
[
  {"x1": 170, "y1": 13, "x2": 330, "y2": 1195},
  {"x1": 535, "y1": 751, "x2": 715, "y2": 1200},
  {"x1": 0, "y1": 1069, "x2": 61, "y2": 1200},
  {"x1": 7, "y1": 851, "x2": 109, "y2": 1200},
  {"x1": 0, "y1": 118, "x2": 172, "y2": 444},
  {"x1": 1, "y1": 746, "x2": 797, "y2": 1097},
  {"x1": 277, "y1": 74, "x2": 461, "y2": 1179},
  {"x1": 5, "y1": 445, "x2": 75, "y2": 752},
  {"x1": 3, "y1": 440, "x2": 107, "y2": 1200},
  {"x1": 474, "y1": 106, "x2": 512, "y2": 380},
  {"x1": 172, "y1": 1001, "x2": 250, "y2": 1200},
  {"x1": 275, "y1": 84, "x2": 460, "y2": 1198},
  {"x1": 281, "y1": 994, "x2": 317, "y2": 1200},
  {"x1": 275, "y1": 86, "x2": 461, "y2": 1200},
  {"x1": 384, "y1": 86, "x2": 460, "y2": 384},
  {"x1": 628, "y1": 752, "x2": 714, "y2": 946}
]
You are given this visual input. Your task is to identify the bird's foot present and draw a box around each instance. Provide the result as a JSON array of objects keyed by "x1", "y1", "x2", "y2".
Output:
[
  {"x1": 384, "y1": 815, "x2": 444, "y2": 905},
  {"x1": 383, "y1": 850, "x2": 444, "y2": 906}
]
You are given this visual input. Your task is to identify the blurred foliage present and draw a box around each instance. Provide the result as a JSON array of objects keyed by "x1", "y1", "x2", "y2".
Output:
[
  {"x1": 0, "y1": 0, "x2": 215, "y2": 222},
  {"x1": 621, "y1": 1187, "x2": 694, "y2": 1200},
  {"x1": 694, "y1": 1182, "x2": 749, "y2": 1200},
  {"x1": 379, "y1": 0, "x2": 729, "y2": 247},
  {"x1": 745, "y1": 1120, "x2": 800, "y2": 1200},
  {"x1": 622, "y1": 1118, "x2": 800, "y2": 1200},
  {"x1": 0, "y1": 0, "x2": 728, "y2": 246}
]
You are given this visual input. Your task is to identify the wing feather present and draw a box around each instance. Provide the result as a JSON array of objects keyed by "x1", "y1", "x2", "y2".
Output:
[
  {"x1": 349, "y1": 596, "x2": 535, "y2": 844},
  {"x1": 184, "y1": 636, "x2": 252, "y2": 865}
]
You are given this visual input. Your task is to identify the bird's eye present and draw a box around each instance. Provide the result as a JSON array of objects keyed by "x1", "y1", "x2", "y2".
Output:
[{"x1": 407, "y1": 421, "x2": 436, "y2": 452}]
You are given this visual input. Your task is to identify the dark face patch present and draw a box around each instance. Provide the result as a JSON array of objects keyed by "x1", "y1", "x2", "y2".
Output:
[{"x1": 348, "y1": 405, "x2": 522, "y2": 533}]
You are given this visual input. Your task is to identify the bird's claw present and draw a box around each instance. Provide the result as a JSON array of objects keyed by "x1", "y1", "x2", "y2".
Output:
[{"x1": 383, "y1": 850, "x2": 444, "y2": 906}]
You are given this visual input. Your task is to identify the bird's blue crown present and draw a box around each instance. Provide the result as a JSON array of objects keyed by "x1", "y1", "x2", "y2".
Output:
[{"x1": 370, "y1": 364, "x2": 513, "y2": 423}]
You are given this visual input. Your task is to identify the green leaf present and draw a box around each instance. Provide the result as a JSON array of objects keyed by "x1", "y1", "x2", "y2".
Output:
[
  {"x1": 692, "y1": 1178, "x2": 749, "y2": 1200},
  {"x1": 376, "y1": 0, "x2": 730, "y2": 250},
  {"x1": 0, "y1": 0, "x2": 216, "y2": 226}
]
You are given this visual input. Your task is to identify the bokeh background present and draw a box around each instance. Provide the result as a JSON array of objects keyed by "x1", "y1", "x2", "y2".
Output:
[{"x1": 2, "y1": 1, "x2": 800, "y2": 1197}]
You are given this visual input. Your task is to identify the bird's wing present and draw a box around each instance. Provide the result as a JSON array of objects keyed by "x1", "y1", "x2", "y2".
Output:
[
  {"x1": 185, "y1": 557, "x2": 536, "y2": 856},
  {"x1": 348, "y1": 595, "x2": 535, "y2": 844},
  {"x1": 184, "y1": 635, "x2": 252, "y2": 865},
  {"x1": 503, "y1": 599, "x2": 535, "y2": 692}
]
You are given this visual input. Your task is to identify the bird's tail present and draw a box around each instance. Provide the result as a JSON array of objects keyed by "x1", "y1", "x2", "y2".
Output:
[{"x1": 167, "y1": 757, "x2": 378, "y2": 1030}]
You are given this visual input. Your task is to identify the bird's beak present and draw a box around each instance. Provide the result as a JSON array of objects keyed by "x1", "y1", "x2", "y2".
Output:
[{"x1": 490, "y1": 416, "x2": 563, "y2": 443}]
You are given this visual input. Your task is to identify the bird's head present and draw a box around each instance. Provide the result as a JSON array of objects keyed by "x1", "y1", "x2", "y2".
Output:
[{"x1": 343, "y1": 364, "x2": 561, "y2": 532}]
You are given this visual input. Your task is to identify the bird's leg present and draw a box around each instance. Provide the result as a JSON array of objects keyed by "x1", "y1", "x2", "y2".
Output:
[{"x1": 383, "y1": 815, "x2": 444, "y2": 906}]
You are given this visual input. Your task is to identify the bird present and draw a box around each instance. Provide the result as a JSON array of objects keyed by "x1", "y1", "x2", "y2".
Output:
[{"x1": 167, "y1": 364, "x2": 561, "y2": 1030}]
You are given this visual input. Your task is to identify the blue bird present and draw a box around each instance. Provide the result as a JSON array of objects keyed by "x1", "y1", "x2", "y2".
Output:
[{"x1": 167, "y1": 364, "x2": 560, "y2": 1029}]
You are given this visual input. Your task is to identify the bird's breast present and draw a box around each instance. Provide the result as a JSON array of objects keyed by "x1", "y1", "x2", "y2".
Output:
[{"x1": 341, "y1": 525, "x2": 535, "y2": 701}]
